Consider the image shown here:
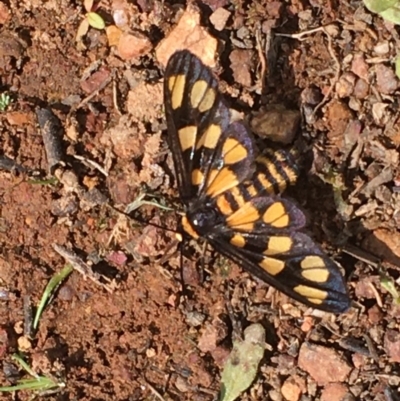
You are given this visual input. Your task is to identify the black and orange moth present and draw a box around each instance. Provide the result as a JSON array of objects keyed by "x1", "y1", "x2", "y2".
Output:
[{"x1": 164, "y1": 50, "x2": 350, "y2": 313}]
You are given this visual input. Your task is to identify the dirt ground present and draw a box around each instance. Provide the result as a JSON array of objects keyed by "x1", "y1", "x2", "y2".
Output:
[{"x1": 1, "y1": 1, "x2": 400, "y2": 400}]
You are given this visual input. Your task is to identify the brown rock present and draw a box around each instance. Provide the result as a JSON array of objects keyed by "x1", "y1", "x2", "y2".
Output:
[
  {"x1": 325, "y1": 100, "x2": 353, "y2": 143},
  {"x1": 0, "y1": 3, "x2": 10, "y2": 24},
  {"x1": 384, "y1": 329, "x2": 400, "y2": 363},
  {"x1": 80, "y1": 68, "x2": 111, "y2": 94},
  {"x1": 117, "y1": 32, "x2": 152, "y2": 61},
  {"x1": 321, "y1": 383, "x2": 352, "y2": 401},
  {"x1": 200, "y1": 0, "x2": 229, "y2": 11},
  {"x1": 351, "y1": 53, "x2": 369, "y2": 81},
  {"x1": 198, "y1": 317, "x2": 228, "y2": 353},
  {"x1": 229, "y1": 49, "x2": 254, "y2": 87},
  {"x1": 336, "y1": 72, "x2": 356, "y2": 98},
  {"x1": 5, "y1": 111, "x2": 33, "y2": 126},
  {"x1": 352, "y1": 353, "x2": 367, "y2": 369},
  {"x1": 156, "y1": 6, "x2": 218, "y2": 68},
  {"x1": 266, "y1": 1, "x2": 283, "y2": 17},
  {"x1": 209, "y1": 7, "x2": 231, "y2": 31},
  {"x1": 375, "y1": 64, "x2": 399, "y2": 95},
  {"x1": 353, "y1": 78, "x2": 369, "y2": 99},
  {"x1": 281, "y1": 376, "x2": 305, "y2": 401},
  {"x1": 362, "y1": 229, "x2": 400, "y2": 267},
  {"x1": 298, "y1": 343, "x2": 352, "y2": 385},
  {"x1": 368, "y1": 305, "x2": 383, "y2": 324},
  {"x1": 106, "y1": 25, "x2": 122, "y2": 47},
  {"x1": 251, "y1": 104, "x2": 300, "y2": 144}
]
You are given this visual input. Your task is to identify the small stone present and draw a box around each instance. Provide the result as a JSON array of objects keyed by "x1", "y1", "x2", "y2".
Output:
[
  {"x1": 17, "y1": 335, "x2": 31, "y2": 351},
  {"x1": 198, "y1": 318, "x2": 228, "y2": 353},
  {"x1": 352, "y1": 353, "x2": 367, "y2": 369},
  {"x1": 298, "y1": 343, "x2": 352, "y2": 385},
  {"x1": 336, "y1": 72, "x2": 356, "y2": 98},
  {"x1": 229, "y1": 49, "x2": 254, "y2": 87},
  {"x1": 201, "y1": 0, "x2": 229, "y2": 11},
  {"x1": 301, "y1": 86, "x2": 322, "y2": 105},
  {"x1": 266, "y1": 1, "x2": 283, "y2": 17},
  {"x1": 384, "y1": 330, "x2": 400, "y2": 363},
  {"x1": 80, "y1": 68, "x2": 111, "y2": 94},
  {"x1": 185, "y1": 311, "x2": 206, "y2": 327},
  {"x1": 58, "y1": 285, "x2": 75, "y2": 301},
  {"x1": 373, "y1": 41, "x2": 390, "y2": 55},
  {"x1": 118, "y1": 32, "x2": 152, "y2": 61},
  {"x1": 300, "y1": 316, "x2": 315, "y2": 333},
  {"x1": 375, "y1": 64, "x2": 399, "y2": 95},
  {"x1": 0, "y1": 3, "x2": 10, "y2": 24},
  {"x1": 281, "y1": 376, "x2": 304, "y2": 401},
  {"x1": 156, "y1": 6, "x2": 218, "y2": 68},
  {"x1": 321, "y1": 383, "x2": 352, "y2": 401},
  {"x1": 353, "y1": 78, "x2": 369, "y2": 99},
  {"x1": 351, "y1": 53, "x2": 369, "y2": 81},
  {"x1": 251, "y1": 104, "x2": 300, "y2": 144},
  {"x1": 325, "y1": 100, "x2": 353, "y2": 143},
  {"x1": 146, "y1": 347, "x2": 156, "y2": 358},
  {"x1": 175, "y1": 376, "x2": 190, "y2": 393},
  {"x1": 209, "y1": 7, "x2": 231, "y2": 31},
  {"x1": 106, "y1": 25, "x2": 122, "y2": 47},
  {"x1": 363, "y1": 229, "x2": 400, "y2": 264},
  {"x1": 368, "y1": 305, "x2": 383, "y2": 324},
  {"x1": 5, "y1": 111, "x2": 33, "y2": 126}
]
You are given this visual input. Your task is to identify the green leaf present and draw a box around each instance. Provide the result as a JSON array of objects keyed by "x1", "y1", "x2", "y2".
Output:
[
  {"x1": 395, "y1": 55, "x2": 400, "y2": 79},
  {"x1": 220, "y1": 324, "x2": 266, "y2": 401},
  {"x1": 33, "y1": 265, "x2": 74, "y2": 331},
  {"x1": 380, "y1": 273, "x2": 400, "y2": 304},
  {"x1": 380, "y1": 4, "x2": 400, "y2": 24},
  {"x1": 86, "y1": 12, "x2": 105, "y2": 30},
  {"x1": 363, "y1": 0, "x2": 398, "y2": 13}
]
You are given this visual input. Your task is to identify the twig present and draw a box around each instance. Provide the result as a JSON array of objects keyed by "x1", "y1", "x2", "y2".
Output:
[
  {"x1": 113, "y1": 75, "x2": 122, "y2": 116},
  {"x1": 363, "y1": 334, "x2": 379, "y2": 363},
  {"x1": 276, "y1": 25, "x2": 341, "y2": 117},
  {"x1": 368, "y1": 281, "x2": 383, "y2": 308},
  {"x1": 0, "y1": 155, "x2": 29, "y2": 173},
  {"x1": 255, "y1": 29, "x2": 267, "y2": 93},
  {"x1": 36, "y1": 108, "x2": 66, "y2": 174},
  {"x1": 52, "y1": 244, "x2": 116, "y2": 293},
  {"x1": 23, "y1": 295, "x2": 33, "y2": 339},
  {"x1": 142, "y1": 379, "x2": 166, "y2": 401},
  {"x1": 76, "y1": 74, "x2": 112, "y2": 110},
  {"x1": 342, "y1": 244, "x2": 381, "y2": 268},
  {"x1": 72, "y1": 154, "x2": 109, "y2": 177}
]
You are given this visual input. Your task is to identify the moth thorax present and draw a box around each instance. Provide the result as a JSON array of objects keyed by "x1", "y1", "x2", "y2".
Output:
[{"x1": 187, "y1": 206, "x2": 221, "y2": 236}]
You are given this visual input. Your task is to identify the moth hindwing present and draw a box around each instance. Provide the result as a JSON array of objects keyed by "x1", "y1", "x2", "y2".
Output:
[{"x1": 164, "y1": 50, "x2": 350, "y2": 313}]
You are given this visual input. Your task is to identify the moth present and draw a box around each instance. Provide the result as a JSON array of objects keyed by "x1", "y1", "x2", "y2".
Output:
[{"x1": 164, "y1": 50, "x2": 350, "y2": 313}]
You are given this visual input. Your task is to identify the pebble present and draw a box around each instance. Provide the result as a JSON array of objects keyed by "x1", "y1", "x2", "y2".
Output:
[
  {"x1": 298, "y1": 343, "x2": 352, "y2": 385},
  {"x1": 353, "y1": 78, "x2": 369, "y2": 99},
  {"x1": 251, "y1": 105, "x2": 300, "y2": 144},
  {"x1": 118, "y1": 33, "x2": 152, "y2": 61},
  {"x1": 281, "y1": 376, "x2": 305, "y2": 401},
  {"x1": 229, "y1": 49, "x2": 254, "y2": 87},
  {"x1": 336, "y1": 72, "x2": 356, "y2": 98},
  {"x1": 209, "y1": 7, "x2": 231, "y2": 31},
  {"x1": 351, "y1": 53, "x2": 369, "y2": 81},
  {"x1": 375, "y1": 64, "x2": 399, "y2": 95},
  {"x1": 384, "y1": 329, "x2": 400, "y2": 363}
]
